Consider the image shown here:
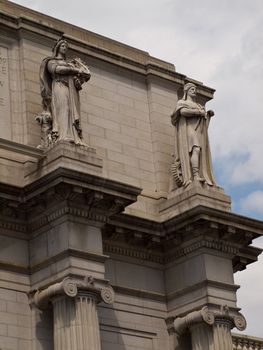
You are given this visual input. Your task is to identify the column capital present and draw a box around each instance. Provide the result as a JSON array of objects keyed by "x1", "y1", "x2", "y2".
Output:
[
  {"x1": 173, "y1": 305, "x2": 246, "y2": 335},
  {"x1": 173, "y1": 306, "x2": 214, "y2": 335},
  {"x1": 32, "y1": 275, "x2": 115, "y2": 309}
]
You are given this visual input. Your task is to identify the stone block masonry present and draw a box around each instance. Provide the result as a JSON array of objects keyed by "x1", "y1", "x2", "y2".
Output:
[{"x1": 0, "y1": 1, "x2": 262, "y2": 350}]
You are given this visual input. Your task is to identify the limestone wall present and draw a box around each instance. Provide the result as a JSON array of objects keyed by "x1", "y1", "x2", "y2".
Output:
[
  {"x1": 0, "y1": 288, "x2": 31, "y2": 350},
  {"x1": 0, "y1": 0, "x2": 214, "y2": 217},
  {"x1": 1, "y1": 2, "x2": 259, "y2": 350}
]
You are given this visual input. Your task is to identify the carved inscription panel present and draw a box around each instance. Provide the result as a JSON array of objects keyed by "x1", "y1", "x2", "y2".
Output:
[{"x1": 0, "y1": 45, "x2": 11, "y2": 139}]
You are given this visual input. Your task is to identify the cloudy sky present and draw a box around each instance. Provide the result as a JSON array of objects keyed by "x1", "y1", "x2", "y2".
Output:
[{"x1": 11, "y1": 0, "x2": 263, "y2": 337}]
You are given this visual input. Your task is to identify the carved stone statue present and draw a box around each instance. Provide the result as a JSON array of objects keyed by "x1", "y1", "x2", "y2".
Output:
[
  {"x1": 171, "y1": 83, "x2": 216, "y2": 188},
  {"x1": 36, "y1": 37, "x2": 90, "y2": 148},
  {"x1": 35, "y1": 111, "x2": 53, "y2": 149}
]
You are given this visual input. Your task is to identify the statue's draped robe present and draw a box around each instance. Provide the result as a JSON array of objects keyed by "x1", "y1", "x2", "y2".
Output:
[
  {"x1": 40, "y1": 57, "x2": 83, "y2": 145},
  {"x1": 172, "y1": 99, "x2": 216, "y2": 186}
]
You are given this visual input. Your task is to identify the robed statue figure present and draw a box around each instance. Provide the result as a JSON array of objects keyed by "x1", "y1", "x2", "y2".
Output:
[
  {"x1": 36, "y1": 38, "x2": 90, "y2": 148},
  {"x1": 171, "y1": 83, "x2": 216, "y2": 188}
]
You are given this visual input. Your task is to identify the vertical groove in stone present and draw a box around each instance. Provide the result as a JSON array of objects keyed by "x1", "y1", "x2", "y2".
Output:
[
  {"x1": 70, "y1": 297, "x2": 77, "y2": 350},
  {"x1": 75, "y1": 297, "x2": 82, "y2": 350},
  {"x1": 213, "y1": 322, "x2": 233, "y2": 350},
  {"x1": 53, "y1": 299, "x2": 58, "y2": 350},
  {"x1": 61, "y1": 298, "x2": 66, "y2": 350},
  {"x1": 191, "y1": 324, "x2": 209, "y2": 350},
  {"x1": 190, "y1": 318, "x2": 236, "y2": 350},
  {"x1": 190, "y1": 324, "x2": 213, "y2": 350},
  {"x1": 52, "y1": 293, "x2": 101, "y2": 350}
]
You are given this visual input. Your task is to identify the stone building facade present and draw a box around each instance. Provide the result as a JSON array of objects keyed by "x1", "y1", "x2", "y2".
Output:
[{"x1": 0, "y1": 1, "x2": 262, "y2": 349}]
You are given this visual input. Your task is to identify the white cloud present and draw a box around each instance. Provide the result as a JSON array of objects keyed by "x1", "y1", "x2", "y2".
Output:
[
  {"x1": 7, "y1": 0, "x2": 263, "y2": 339},
  {"x1": 240, "y1": 191, "x2": 263, "y2": 214}
]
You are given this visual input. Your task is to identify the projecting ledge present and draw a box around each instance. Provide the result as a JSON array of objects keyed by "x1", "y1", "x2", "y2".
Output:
[{"x1": 160, "y1": 181, "x2": 231, "y2": 220}]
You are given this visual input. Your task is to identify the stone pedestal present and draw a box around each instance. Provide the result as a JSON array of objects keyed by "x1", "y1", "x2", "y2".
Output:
[
  {"x1": 24, "y1": 141, "x2": 103, "y2": 185},
  {"x1": 160, "y1": 181, "x2": 231, "y2": 220}
]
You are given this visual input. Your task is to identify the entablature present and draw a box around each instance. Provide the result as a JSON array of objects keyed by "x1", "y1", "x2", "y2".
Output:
[{"x1": 104, "y1": 206, "x2": 263, "y2": 271}]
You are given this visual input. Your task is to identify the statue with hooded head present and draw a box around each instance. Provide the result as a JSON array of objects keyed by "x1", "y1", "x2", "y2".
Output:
[
  {"x1": 36, "y1": 37, "x2": 90, "y2": 148},
  {"x1": 171, "y1": 82, "x2": 216, "y2": 188}
]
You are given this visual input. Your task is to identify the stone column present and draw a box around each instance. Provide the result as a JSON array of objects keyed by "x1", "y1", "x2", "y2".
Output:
[
  {"x1": 212, "y1": 318, "x2": 233, "y2": 350},
  {"x1": 189, "y1": 323, "x2": 214, "y2": 350},
  {"x1": 33, "y1": 276, "x2": 115, "y2": 350},
  {"x1": 173, "y1": 306, "x2": 246, "y2": 350}
]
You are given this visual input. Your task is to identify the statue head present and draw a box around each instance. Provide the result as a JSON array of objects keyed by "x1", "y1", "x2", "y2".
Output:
[
  {"x1": 183, "y1": 82, "x2": 197, "y2": 100},
  {"x1": 52, "y1": 38, "x2": 69, "y2": 57}
]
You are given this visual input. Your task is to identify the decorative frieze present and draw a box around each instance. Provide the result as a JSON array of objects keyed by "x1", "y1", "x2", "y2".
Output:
[
  {"x1": 103, "y1": 237, "x2": 243, "y2": 265},
  {"x1": 29, "y1": 205, "x2": 109, "y2": 232},
  {"x1": 0, "y1": 219, "x2": 27, "y2": 233}
]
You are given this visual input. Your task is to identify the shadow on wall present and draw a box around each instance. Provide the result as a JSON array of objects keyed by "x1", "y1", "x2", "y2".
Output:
[{"x1": 34, "y1": 307, "x2": 53, "y2": 350}]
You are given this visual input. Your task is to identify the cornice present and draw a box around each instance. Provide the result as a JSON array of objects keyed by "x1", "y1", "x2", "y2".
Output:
[
  {"x1": 0, "y1": 249, "x2": 109, "y2": 277},
  {"x1": 0, "y1": 260, "x2": 29, "y2": 274},
  {"x1": 164, "y1": 205, "x2": 263, "y2": 235},
  {"x1": 29, "y1": 205, "x2": 110, "y2": 232},
  {"x1": 103, "y1": 241, "x2": 164, "y2": 264},
  {"x1": 104, "y1": 207, "x2": 263, "y2": 270},
  {"x1": 166, "y1": 280, "x2": 240, "y2": 301},
  {"x1": 0, "y1": 168, "x2": 261, "y2": 273},
  {"x1": 30, "y1": 249, "x2": 108, "y2": 275},
  {"x1": 0, "y1": 6, "x2": 214, "y2": 99},
  {"x1": 23, "y1": 167, "x2": 141, "y2": 201},
  {"x1": 111, "y1": 205, "x2": 263, "y2": 240},
  {"x1": 100, "y1": 322, "x2": 157, "y2": 338},
  {"x1": 0, "y1": 167, "x2": 142, "y2": 237},
  {"x1": 103, "y1": 236, "x2": 246, "y2": 266},
  {"x1": 0, "y1": 166, "x2": 141, "y2": 211},
  {"x1": 0, "y1": 138, "x2": 45, "y2": 159},
  {"x1": 113, "y1": 284, "x2": 166, "y2": 302},
  {"x1": 0, "y1": 217, "x2": 27, "y2": 234},
  {"x1": 165, "y1": 238, "x2": 240, "y2": 264}
]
